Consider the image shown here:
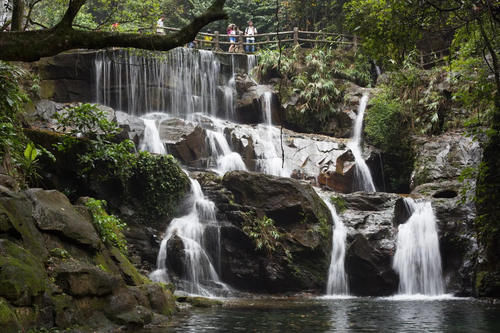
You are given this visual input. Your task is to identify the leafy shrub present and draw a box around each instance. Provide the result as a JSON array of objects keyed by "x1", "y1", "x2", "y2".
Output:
[
  {"x1": 128, "y1": 152, "x2": 189, "y2": 220},
  {"x1": 85, "y1": 198, "x2": 127, "y2": 253},
  {"x1": 0, "y1": 61, "x2": 46, "y2": 186},
  {"x1": 53, "y1": 103, "x2": 189, "y2": 221},
  {"x1": 256, "y1": 47, "x2": 372, "y2": 133},
  {"x1": 365, "y1": 90, "x2": 414, "y2": 192},
  {"x1": 243, "y1": 215, "x2": 291, "y2": 259}
]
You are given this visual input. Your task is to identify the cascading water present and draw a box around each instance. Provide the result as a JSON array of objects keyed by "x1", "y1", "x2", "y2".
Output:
[
  {"x1": 393, "y1": 198, "x2": 445, "y2": 296},
  {"x1": 206, "y1": 127, "x2": 247, "y2": 175},
  {"x1": 95, "y1": 48, "x2": 221, "y2": 117},
  {"x1": 150, "y1": 177, "x2": 228, "y2": 296},
  {"x1": 139, "y1": 117, "x2": 228, "y2": 296},
  {"x1": 320, "y1": 193, "x2": 349, "y2": 295},
  {"x1": 348, "y1": 94, "x2": 376, "y2": 192},
  {"x1": 256, "y1": 92, "x2": 289, "y2": 177},
  {"x1": 139, "y1": 114, "x2": 168, "y2": 154}
]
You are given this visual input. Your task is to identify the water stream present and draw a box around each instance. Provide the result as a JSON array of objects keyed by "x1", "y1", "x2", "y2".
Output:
[
  {"x1": 348, "y1": 94, "x2": 376, "y2": 192},
  {"x1": 393, "y1": 198, "x2": 445, "y2": 296},
  {"x1": 320, "y1": 193, "x2": 349, "y2": 295}
]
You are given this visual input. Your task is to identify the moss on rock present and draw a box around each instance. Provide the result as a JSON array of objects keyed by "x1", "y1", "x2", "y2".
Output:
[
  {"x1": 0, "y1": 239, "x2": 46, "y2": 305},
  {"x1": 0, "y1": 298, "x2": 20, "y2": 333}
]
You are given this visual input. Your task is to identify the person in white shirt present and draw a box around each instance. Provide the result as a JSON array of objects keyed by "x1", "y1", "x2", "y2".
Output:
[
  {"x1": 156, "y1": 15, "x2": 165, "y2": 35},
  {"x1": 245, "y1": 20, "x2": 257, "y2": 53}
]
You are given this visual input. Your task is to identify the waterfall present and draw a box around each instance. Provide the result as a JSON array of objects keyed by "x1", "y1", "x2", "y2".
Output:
[
  {"x1": 94, "y1": 48, "x2": 221, "y2": 116},
  {"x1": 139, "y1": 118, "x2": 228, "y2": 296},
  {"x1": 206, "y1": 128, "x2": 247, "y2": 175},
  {"x1": 256, "y1": 92, "x2": 289, "y2": 177},
  {"x1": 139, "y1": 115, "x2": 168, "y2": 154},
  {"x1": 150, "y1": 178, "x2": 228, "y2": 296},
  {"x1": 348, "y1": 94, "x2": 376, "y2": 192},
  {"x1": 393, "y1": 198, "x2": 444, "y2": 296},
  {"x1": 320, "y1": 194, "x2": 349, "y2": 295}
]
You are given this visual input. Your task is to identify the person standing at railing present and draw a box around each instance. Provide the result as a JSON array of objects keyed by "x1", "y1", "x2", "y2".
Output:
[
  {"x1": 245, "y1": 20, "x2": 257, "y2": 53},
  {"x1": 156, "y1": 15, "x2": 165, "y2": 35},
  {"x1": 228, "y1": 24, "x2": 236, "y2": 52}
]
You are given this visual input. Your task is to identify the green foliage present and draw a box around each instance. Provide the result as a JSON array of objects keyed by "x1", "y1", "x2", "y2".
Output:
[
  {"x1": 343, "y1": 0, "x2": 424, "y2": 67},
  {"x1": 0, "y1": 61, "x2": 46, "y2": 187},
  {"x1": 85, "y1": 198, "x2": 128, "y2": 253},
  {"x1": 53, "y1": 103, "x2": 188, "y2": 220},
  {"x1": 330, "y1": 196, "x2": 347, "y2": 213},
  {"x1": 257, "y1": 47, "x2": 371, "y2": 133},
  {"x1": 364, "y1": 89, "x2": 414, "y2": 192},
  {"x1": 53, "y1": 103, "x2": 135, "y2": 179},
  {"x1": 128, "y1": 152, "x2": 190, "y2": 219},
  {"x1": 243, "y1": 215, "x2": 290, "y2": 259}
]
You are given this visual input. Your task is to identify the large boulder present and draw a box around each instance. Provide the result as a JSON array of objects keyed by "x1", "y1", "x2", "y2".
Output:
[
  {"x1": 194, "y1": 171, "x2": 332, "y2": 293},
  {"x1": 159, "y1": 118, "x2": 209, "y2": 167},
  {"x1": 336, "y1": 192, "x2": 400, "y2": 296},
  {"x1": 27, "y1": 189, "x2": 100, "y2": 249}
]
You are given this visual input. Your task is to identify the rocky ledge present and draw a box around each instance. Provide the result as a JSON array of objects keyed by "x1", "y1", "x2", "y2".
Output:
[{"x1": 0, "y1": 181, "x2": 176, "y2": 332}]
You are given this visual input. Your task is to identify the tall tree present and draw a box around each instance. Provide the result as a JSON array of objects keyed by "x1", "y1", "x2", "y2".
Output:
[{"x1": 0, "y1": 0, "x2": 227, "y2": 61}]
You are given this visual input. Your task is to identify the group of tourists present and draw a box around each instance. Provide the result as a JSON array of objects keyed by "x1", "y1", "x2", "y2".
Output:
[
  {"x1": 226, "y1": 20, "x2": 257, "y2": 53},
  {"x1": 155, "y1": 15, "x2": 258, "y2": 53}
]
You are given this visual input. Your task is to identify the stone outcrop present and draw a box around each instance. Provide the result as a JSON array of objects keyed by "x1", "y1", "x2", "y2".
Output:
[
  {"x1": 0, "y1": 186, "x2": 176, "y2": 332},
  {"x1": 194, "y1": 171, "x2": 332, "y2": 293}
]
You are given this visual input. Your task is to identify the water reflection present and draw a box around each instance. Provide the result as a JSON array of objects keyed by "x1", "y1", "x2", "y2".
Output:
[{"x1": 156, "y1": 297, "x2": 500, "y2": 333}]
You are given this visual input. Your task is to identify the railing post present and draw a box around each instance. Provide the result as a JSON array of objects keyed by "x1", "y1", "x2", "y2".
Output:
[
  {"x1": 420, "y1": 53, "x2": 424, "y2": 68},
  {"x1": 293, "y1": 27, "x2": 299, "y2": 46},
  {"x1": 238, "y1": 31, "x2": 244, "y2": 53},
  {"x1": 214, "y1": 31, "x2": 220, "y2": 51},
  {"x1": 353, "y1": 35, "x2": 358, "y2": 51}
]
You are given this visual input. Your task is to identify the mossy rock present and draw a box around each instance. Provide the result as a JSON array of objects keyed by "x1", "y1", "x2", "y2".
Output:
[
  {"x1": 0, "y1": 298, "x2": 21, "y2": 333},
  {"x1": 178, "y1": 296, "x2": 223, "y2": 308},
  {"x1": 0, "y1": 239, "x2": 46, "y2": 305},
  {"x1": 139, "y1": 283, "x2": 177, "y2": 316},
  {"x1": 109, "y1": 247, "x2": 149, "y2": 286},
  {"x1": 0, "y1": 195, "x2": 48, "y2": 260}
]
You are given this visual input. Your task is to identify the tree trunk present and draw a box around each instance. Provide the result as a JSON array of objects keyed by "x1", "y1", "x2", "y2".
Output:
[{"x1": 11, "y1": 0, "x2": 24, "y2": 31}]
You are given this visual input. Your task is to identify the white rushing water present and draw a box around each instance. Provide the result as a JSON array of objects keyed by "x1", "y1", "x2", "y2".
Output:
[
  {"x1": 139, "y1": 115, "x2": 167, "y2": 154},
  {"x1": 139, "y1": 117, "x2": 228, "y2": 296},
  {"x1": 348, "y1": 94, "x2": 376, "y2": 192},
  {"x1": 206, "y1": 127, "x2": 247, "y2": 175},
  {"x1": 150, "y1": 177, "x2": 228, "y2": 296},
  {"x1": 393, "y1": 198, "x2": 445, "y2": 296},
  {"x1": 320, "y1": 194, "x2": 349, "y2": 295},
  {"x1": 256, "y1": 92, "x2": 290, "y2": 177}
]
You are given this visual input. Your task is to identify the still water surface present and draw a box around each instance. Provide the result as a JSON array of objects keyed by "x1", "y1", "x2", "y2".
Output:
[{"x1": 163, "y1": 296, "x2": 500, "y2": 332}]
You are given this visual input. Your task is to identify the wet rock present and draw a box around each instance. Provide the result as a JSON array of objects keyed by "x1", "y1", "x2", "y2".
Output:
[
  {"x1": 115, "y1": 111, "x2": 146, "y2": 144},
  {"x1": 235, "y1": 84, "x2": 278, "y2": 124},
  {"x1": 195, "y1": 171, "x2": 332, "y2": 293},
  {"x1": 318, "y1": 150, "x2": 355, "y2": 193},
  {"x1": 222, "y1": 171, "x2": 330, "y2": 227},
  {"x1": 159, "y1": 118, "x2": 209, "y2": 167},
  {"x1": 346, "y1": 234, "x2": 398, "y2": 296}
]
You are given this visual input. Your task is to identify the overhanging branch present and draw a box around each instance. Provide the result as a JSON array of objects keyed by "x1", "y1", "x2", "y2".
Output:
[{"x1": 0, "y1": 0, "x2": 227, "y2": 61}]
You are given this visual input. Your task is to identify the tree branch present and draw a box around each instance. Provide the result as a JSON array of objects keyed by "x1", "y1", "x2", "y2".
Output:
[
  {"x1": 57, "y1": 0, "x2": 87, "y2": 29},
  {"x1": 0, "y1": 0, "x2": 227, "y2": 62}
]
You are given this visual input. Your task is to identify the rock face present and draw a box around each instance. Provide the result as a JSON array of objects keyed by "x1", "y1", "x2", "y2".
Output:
[
  {"x1": 0, "y1": 187, "x2": 176, "y2": 331},
  {"x1": 195, "y1": 171, "x2": 332, "y2": 293},
  {"x1": 336, "y1": 192, "x2": 400, "y2": 296}
]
